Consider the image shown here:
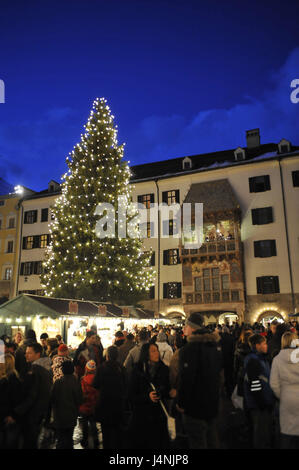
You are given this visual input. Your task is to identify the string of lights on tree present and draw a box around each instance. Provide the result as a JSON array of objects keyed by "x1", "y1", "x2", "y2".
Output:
[{"x1": 41, "y1": 97, "x2": 155, "y2": 304}]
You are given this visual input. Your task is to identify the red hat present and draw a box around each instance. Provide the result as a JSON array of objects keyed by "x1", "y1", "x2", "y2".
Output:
[{"x1": 58, "y1": 344, "x2": 68, "y2": 354}]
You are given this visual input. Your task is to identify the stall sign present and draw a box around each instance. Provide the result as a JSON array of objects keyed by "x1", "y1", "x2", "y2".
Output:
[
  {"x1": 122, "y1": 307, "x2": 130, "y2": 317},
  {"x1": 69, "y1": 301, "x2": 78, "y2": 314},
  {"x1": 98, "y1": 304, "x2": 107, "y2": 316}
]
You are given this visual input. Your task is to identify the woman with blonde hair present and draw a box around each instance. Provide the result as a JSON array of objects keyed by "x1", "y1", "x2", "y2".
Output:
[
  {"x1": 270, "y1": 331, "x2": 299, "y2": 448},
  {"x1": 0, "y1": 354, "x2": 22, "y2": 448}
]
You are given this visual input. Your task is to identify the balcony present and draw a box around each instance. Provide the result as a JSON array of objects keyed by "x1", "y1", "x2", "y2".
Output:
[{"x1": 181, "y1": 238, "x2": 240, "y2": 259}]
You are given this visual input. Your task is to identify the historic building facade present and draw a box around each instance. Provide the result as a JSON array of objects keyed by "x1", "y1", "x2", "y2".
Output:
[{"x1": 11, "y1": 129, "x2": 299, "y2": 324}]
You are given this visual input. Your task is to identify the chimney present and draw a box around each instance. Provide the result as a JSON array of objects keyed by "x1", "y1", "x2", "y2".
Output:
[{"x1": 246, "y1": 128, "x2": 260, "y2": 148}]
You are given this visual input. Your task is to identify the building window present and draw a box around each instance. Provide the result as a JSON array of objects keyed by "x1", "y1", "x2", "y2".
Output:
[
  {"x1": 163, "y1": 282, "x2": 182, "y2": 299},
  {"x1": 251, "y1": 207, "x2": 273, "y2": 225},
  {"x1": 24, "y1": 210, "x2": 38, "y2": 224},
  {"x1": 257, "y1": 276, "x2": 280, "y2": 294},
  {"x1": 144, "y1": 251, "x2": 155, "y2": 266},
  {"x1": 137, "y1": 194, "x2": 154, "y2": 209},
  {"x1": 163, "y1": 249, "x2": 180, "y2": 265},
  {"x1": 8, "y1": 218, "x2": 15, "y2": 229},
  {"x1": 249, "y1": 175, "x2": 271, "y2": 193},
  {"x1": 20, "y1": 261, "x2": 43, "y2": 276},
  {"x1": 23, "y1": 236, "x2": 34, "y2": 250},
  {"x1": 186, "y1": 294, "x2": 193, "y2": 303},
  {"x1": 292, "y1": 171, "x2": 299, "y2": 187},
  {"x1": 0, "y1": 200, "x2": 5, "y2": 206},
  {"x1": 148, "y1": 286, "x2": 155, "y2": 299},
  {"x1": 41, "y1": 208, "x2": 49, "y2": 222},
  {"x1": 40, "y1": 234, "x2": 48, "y2": 248},
  {"x1": 7, "y1": 240, "x2": 14, "y2": 253},
  {"x1": 162, "y1": 190, "x2": 180, "y2": 205},
  {"x1": 163, "y1": 218, "x2": 179, "y2": 236},
  {"x1": 4, "y1": 267, "x2": 12, "y2": 280},
  {"x1": 254, "y1": 240, "x2": 277, "y2": 258}
]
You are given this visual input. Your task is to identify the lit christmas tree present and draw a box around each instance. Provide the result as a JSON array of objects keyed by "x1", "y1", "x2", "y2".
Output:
[{"x1": 41, "y1": 97, "x2": 154, "y2": 304}]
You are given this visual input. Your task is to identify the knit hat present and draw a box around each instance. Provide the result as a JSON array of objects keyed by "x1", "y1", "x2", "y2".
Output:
[
  {"x1": 85, "y1": 360, "x2": 96, "y2": 371},
  {"x1": 186, "y1": 313, "x2": 204, "y2": 330},
  {"x1": 157, "y1": 332, "x2": 167, "y2": 342},
  {"x1": 86, "y1": 330, "x2": 97, "y2": 339},
  {"x1": 58, "y1": 344, "x2": 68, "y2": 354}
]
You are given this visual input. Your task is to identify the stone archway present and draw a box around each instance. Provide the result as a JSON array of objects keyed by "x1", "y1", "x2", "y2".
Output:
[
  {"x1": 218, "y1": 312, "x2": 239, "y2": 325},
  {"x1": 165, "y1": 311, "x2": 186, "y2": 321},
  {"x1": 256, "y1": 310, "x2": 285, "y2": 325}
]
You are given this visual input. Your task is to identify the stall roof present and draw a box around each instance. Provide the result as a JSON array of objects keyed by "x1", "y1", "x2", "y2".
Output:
[{"x1": 0, "y1": 294, "x2": 121, "y2": 318}]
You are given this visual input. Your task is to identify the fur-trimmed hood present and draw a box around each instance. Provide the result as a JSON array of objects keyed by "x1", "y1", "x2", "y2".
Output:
[{"x1": 187, "y1": 329, "x2": 221, "y2": 344}]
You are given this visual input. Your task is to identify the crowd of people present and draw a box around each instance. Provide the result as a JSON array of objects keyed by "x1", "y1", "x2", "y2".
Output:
[{"x1": 1, "y1": 315, "x2": 299, "y2": 449}]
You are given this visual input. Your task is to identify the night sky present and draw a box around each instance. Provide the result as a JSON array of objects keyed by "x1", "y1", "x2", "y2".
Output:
[{"x1": 0, "y1": 0, "x2": 299, "y2": 191}]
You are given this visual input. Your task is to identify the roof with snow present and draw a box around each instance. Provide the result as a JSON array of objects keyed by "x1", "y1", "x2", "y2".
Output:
[{"x1": 130, "y1": 143, "x2": 299, "y2": 182}]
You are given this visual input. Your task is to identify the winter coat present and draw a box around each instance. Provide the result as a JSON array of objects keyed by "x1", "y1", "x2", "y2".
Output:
[
  {"x1": 128, "y1": 360, "x2": 170, "y2": 449},
  {"x1": 33, "y1": 356, "x2": 52, "y2": 372},
  {"x1": 15, "y1": 339, "x2": 37, "y2": 380},
  {"x1": 243, "y1": 352, "x2": 275, "y2": 411},
  {"x1": 123, "y1": 341, "x2": 148, "y2": 376},
  {"x1": 51, "y1": 374, "x2": 83, "y2": 429},
  {"x1": 156, "y1": 341, "x2": 173, "y2": 367},
  {"x1": 93, "y1": 360, "x2": 127, "y2": 425},
  {"x1": 14, "y1": 364, "x2": 52, "y2": 426},
  {"x1": 0, "y1": 374, "x2": 23, "y2": 423},
  {"x1": 117, "y1": 339, "x2": 135, "y2": 366},
  {"x1": 177, "y1": 329, "x2": 222, "y2": 420},
  {"x1": 51, "y1": 356, "x2": 72, "y2": 383},
  {"x1": 234, "y1": 341, "x2": 252, "y2": 395},
  {"x1": 169, "y1": 349, "x2": 180, "y2": 389},
  {"x1": 73, "y1": 341, "x2": 102, "y2": 379},
  {"x1": 79, "y1": 373, "x2": 99, "y2": 416},
  {"x1": 270, "y1": 348, "x2": 299, "y2": 435}
]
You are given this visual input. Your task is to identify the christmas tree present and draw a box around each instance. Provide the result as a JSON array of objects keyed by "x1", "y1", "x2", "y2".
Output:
[{"x1": 41, "y1": 97, "x2": 154, "y2": 304}]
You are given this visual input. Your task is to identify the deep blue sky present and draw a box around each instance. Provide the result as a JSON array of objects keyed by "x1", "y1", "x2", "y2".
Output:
[{"x1": 0, "y1": 0, "x2": 299, "y2": 191}]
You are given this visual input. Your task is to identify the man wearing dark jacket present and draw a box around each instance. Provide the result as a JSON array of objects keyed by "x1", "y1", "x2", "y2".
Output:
[
  {"x1": 243, "y1": 334, "x2": 275, "y2": 449},
  {"x1": 51, "y1": 361, "x2": 82, "y2": 449},
  {"x1": 73, "y1": 331, "x2": 101, "y2": 379},
  {"x1": 177, "y1": 313, "x2": 222, "y2": 449},
  {"x1": 14, "y1": 343, "x2": 52, "y2": 449},
  {"x1": 14, "y1": 329, "x2": 37, "y2": 380}
]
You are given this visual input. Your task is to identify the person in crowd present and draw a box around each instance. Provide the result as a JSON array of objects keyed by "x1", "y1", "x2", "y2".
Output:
[
  {"x1": 234, "y1": 328, "x2": 253, "y2": 396},
  {"x1": 128, "y1": 342, "x2": 171, "y2": 449},
  {"x1": 15, "y1": 329, "x2": 37, "y2": 380},
  {"x1": 73, "y1": 330, "x2": 101, "y2": 379},
  {"x1": 93, "y1": 346, "x2": 127, "y2": 449},
  {"x1": 117, "y1": 333, "x2": 135, "y2": 366},
  {"x1": 95, "y1": 335, "x2": 104, "y2": 364},
  {"x1": 114, "y1": 330, "x2": 125, "y2": 348},
  {"x1": 79, "y1": 360, "x2": 99, "y2": 449},
  {"x1": 124, "y1": 329, "x2": 149, "y2": 377},
  {"x1": 14, "y1": 343, "x2": 52, "y2": 449},
  {"x1": 55, "y1": 335, "x2": 64, "y2": 345},
  {"x1": 13, "y1": 331, "x2": 24, "y2": 348},
  {"x1": 243, "y1": 334, "x2": 275, "y2": 449},
  {"x1": 51, "y1": 361, "x2": 82, "y2": 449},
  {"x1": 46, "y1": 338, "x2": 59, "y2": 362},
  {"x1": 267, "y1": 323, "x2": 289, "y2": 364},
  {"x1": 155, "y1": 331, "x2": 173, "y2": 367},
  {"x1": 219, "y1": 325, "x2": 235, "y2": 398},
  {"x1": 0, "y1": 354, "x2": 23, "y2": 449},
  {"x1": 270, "y1": 331, "x2": 299, "y2": 449},
  {"x1": 40, "y1": 333, "x2": 49, "y2": 355},
  {"x1": 176, "y1": 313, "x2": 222, "y2": 449},
  {"x1": 52, "y1": 344, "x2": 72, "y2": 383},
  {"x1": 267, "y1": 320, "x2": 278, "y2": 342}
]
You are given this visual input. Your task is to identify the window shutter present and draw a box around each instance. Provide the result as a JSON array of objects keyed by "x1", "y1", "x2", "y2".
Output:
[
  {"x1": 162, "y1": 191, "x2": 168, "y2": 204},
  {"x1": 137, "y1": 195, "x2": 142, "y2": 204},
  {"x1": 151, "y1": 252, "x2": 155, "y2": 266},
  {"x1": 163, "y1": 250, "x2": 169, "y2": 265},
  {"x1": 33, "y1": 236, "x2": 40, "y2": 248},
  {"x1": 150, "y1": 193, "x2": 155, "y2": 204},
  {"x1": 264, "y1": 175, "x2": 271, "y2": 191},
  {"x1": 33, "y1": 262, "x2": 38, "y2": 274},
  {"x1": 175, "y1": 190, "x2": 180, "y2": 204},
  {"x1": 33, "y1": 210, "x2": 38, "y2": 223},
  {"x1": 22, "y1": 237, "x2": 27, "y2": 249},
  {"x1": 163, "y1": 283, "x2": 168, "y2": 299},
  {"x1": 274, "y1": 276, "x2": 280, "y2": 293},
  {"x1": 177, "y1": 283, "x2": 182, "y2": 298},
  {"x1": 20, "y1": 263, "x2": 24, "y2": 275},
  {"x1": 177, "y1": 249, "x2": 181, "y2": 264},
  {"x1": 47, "y1": 234, "x2": 51, "y2": 245},
  {"x1": 271, "y1": 240, "x2": 277, "y2": 256},
  {"x1": 266, "y1": 207, "x2": 273, "y2": 223},
  {"x1": 24, "y1": 212, "x2": 28, "y2": 224},
  {"x1": 251, "y1": 209, "x2": 258, "y2": 225},
  {"x1": 257, "y1": 277, "x2": 263, "y2": 294},
  {"x1": 249, "y1": 177, "x2": 255, "y2": 193}
]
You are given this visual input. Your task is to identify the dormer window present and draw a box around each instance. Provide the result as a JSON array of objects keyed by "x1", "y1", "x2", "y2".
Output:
[
  {"x1": 182, "y1": 157, "x2": 192, "y2": 170},
  {"x1": 278, "y1": 139, "x2": 291, "y2": 154},
  {"x1": 234, "y1": 147, "x2": 245, "y2": 161},
  {"x1": 48, "y1": 180, "x2": 60, "y2": 193}
]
